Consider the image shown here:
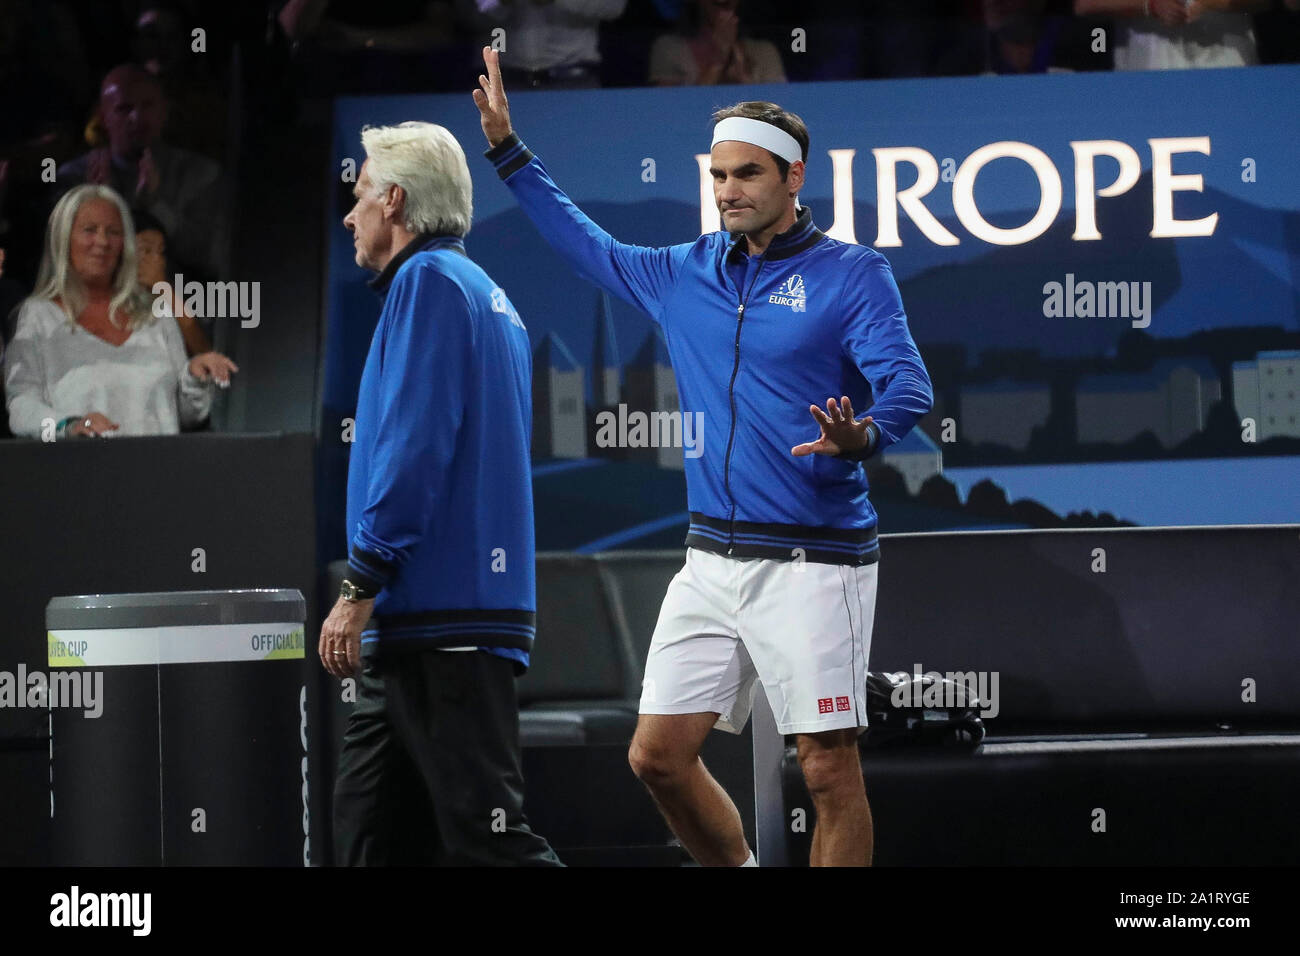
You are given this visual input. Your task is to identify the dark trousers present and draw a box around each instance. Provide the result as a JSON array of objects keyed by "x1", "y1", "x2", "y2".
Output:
[{"x1": 333, "y1": 648, "x2": 562, "y2": 866}]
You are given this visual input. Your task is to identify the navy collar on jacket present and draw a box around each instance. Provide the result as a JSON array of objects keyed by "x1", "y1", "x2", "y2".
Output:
[
  {"x1": 367, "y1": 232, "x2": 467, "y2": 297},
  {"x1": 726, "y1": 204, "x2": 825, "y2": 263}
]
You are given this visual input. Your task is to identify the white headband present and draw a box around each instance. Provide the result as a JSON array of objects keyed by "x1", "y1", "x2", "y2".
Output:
[{"x1": 711, "y1": 116, "x2": 802, "y2": 166}]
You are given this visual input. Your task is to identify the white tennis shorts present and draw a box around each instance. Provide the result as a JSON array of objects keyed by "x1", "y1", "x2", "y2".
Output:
[{"x1": 638, "y1": 547, "x2": 878, "y2": 735}]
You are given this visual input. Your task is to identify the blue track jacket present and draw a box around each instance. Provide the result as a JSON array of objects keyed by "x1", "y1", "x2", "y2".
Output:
[
  {"x1": 345, "y1": 234, "x2": 534, "y2": 668},
  {"x1": 486, "y1": 134, "x2": 933, "y2": 565}
]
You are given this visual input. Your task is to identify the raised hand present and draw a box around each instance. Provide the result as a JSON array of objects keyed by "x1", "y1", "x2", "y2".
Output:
[
  {"x1": 791, "y1": 396, "x2": 873, "y2": 457},
  {"x1": 86, "y1": 147, "x2": 111, "y2": 186},
  {"x1": 136, "y1": 147, "x2": 160, "y2": 201},
  {"x1": 711, "y1": 9, "x2": 740, "y2": 59},
  {"x1": 472, "y1": 46, "x2": 514, "y2": 149}
]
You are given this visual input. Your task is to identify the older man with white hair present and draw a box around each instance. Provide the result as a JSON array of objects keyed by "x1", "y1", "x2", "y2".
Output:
[{"x1": 324, "y1": 121, "x2": 561, "y2": 866}]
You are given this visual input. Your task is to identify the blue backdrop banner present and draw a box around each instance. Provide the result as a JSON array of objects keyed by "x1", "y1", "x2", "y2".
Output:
[{"x1": 322, "y1": 66, "x2": 1299, "y2": 553}]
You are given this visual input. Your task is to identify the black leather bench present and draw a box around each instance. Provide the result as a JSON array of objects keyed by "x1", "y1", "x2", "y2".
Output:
[{"x1": 768, "y1": 524, "x2": 1300, "y2": 865}]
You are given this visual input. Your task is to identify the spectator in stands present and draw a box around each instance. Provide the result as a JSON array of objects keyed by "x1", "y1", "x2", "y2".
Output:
[
  {"x1": 650, "y1": 0, "x2": 787, "y2": 85},
  {"x1": 133, "y1": 210, "x2": 212, "y2": 356},
  {"x1": 3, "y1": 185, "x2": 236, "y2": 439},
  {"x1": 459, "y1": 0, "x2": 627, "y2": 88},
  {"x1": 1073, "y1": 0, "x2": 1268, "y2": 68},
  {"x1": 55, "y1": 64, "x2": 231, "y2": 282}
]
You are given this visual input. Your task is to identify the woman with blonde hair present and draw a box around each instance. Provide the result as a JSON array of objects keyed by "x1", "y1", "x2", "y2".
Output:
[{"x1": 3, "y1": 184, "x2": 236, "y2": 438}]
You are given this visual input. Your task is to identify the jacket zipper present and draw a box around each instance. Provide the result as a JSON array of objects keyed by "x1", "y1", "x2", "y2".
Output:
[{"x1": 722, "y1": 253, "x2": 766, "y2": 554}]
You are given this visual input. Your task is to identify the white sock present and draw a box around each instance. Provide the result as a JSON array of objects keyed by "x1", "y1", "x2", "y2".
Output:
[{"x1": 741, "y1": 850, "x2": 758, "y2": 867}]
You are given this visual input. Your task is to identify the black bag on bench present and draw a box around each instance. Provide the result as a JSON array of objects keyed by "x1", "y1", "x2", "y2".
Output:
[{"x1": 861, "y1": 671, "x2": 986, "y2": 751}]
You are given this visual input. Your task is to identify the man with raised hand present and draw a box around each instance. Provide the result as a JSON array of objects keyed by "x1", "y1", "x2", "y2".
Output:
[{"x1": 473, "y1": 48, "x2": 932, "y2": 866}]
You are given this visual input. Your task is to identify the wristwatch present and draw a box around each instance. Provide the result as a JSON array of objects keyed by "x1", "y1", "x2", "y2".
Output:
[{"x1": 340, "y1": 579, "x2": 375, "y2": 602}]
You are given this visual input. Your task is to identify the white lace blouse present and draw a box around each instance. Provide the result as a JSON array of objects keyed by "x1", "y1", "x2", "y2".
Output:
[{"x1": 3, "y1": 298, "x2": 212, "y2": 438}]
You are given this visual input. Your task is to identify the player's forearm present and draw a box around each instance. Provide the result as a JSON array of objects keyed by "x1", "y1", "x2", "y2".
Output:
[
  {"x1": 486, "y1": 133, "x2": 659, "y2": 311},
  {"x1": 864, "y1": 367, "x2": 934, "y2": 453}
]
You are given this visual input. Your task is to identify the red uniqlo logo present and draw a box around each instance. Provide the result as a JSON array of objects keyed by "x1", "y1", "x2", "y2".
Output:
[
  {"x1": 818, "y1": 697, "x2": 834, "y2": 714},
  {"x1": 836, "y1": 696, "x2": 851, "y2": 712}
]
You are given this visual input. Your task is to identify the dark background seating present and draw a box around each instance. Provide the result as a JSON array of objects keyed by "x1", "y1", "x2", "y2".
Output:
[
  {"x1": 773, "y1": 523, "x2": 1300, "y2": 865},
  {"x1": 3, "y1": 436, "x2": 1296, "y2": 865}
]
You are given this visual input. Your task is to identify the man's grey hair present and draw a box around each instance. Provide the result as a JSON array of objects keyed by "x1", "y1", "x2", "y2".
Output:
[{"x1": 361, "y1": 122, "x2": 473, "y2": 238}]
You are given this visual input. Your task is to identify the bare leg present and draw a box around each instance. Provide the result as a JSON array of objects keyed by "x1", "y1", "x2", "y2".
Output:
[
  {"x1": 796, "y1": 729, "x2": 872, "y2": 866},
  {"x1": 628, "y1": 712, "x2": 751, "y2": 865}
]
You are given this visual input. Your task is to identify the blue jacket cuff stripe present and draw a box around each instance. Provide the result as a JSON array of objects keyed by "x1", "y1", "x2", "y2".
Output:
[
  {"x1": 485, "y1": 133, "x2": 532, "y2": 180},
  {"x1": 347, "y1": 544, "x2": 395, "y2": 593},
  {"x1": 836, "y1": 420, "x2": 882, "y2": 462}
]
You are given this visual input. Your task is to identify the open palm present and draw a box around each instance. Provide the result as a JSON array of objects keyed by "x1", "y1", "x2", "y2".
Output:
[{"x1": 791, "y1": 396, "x2": 873, "y2": 457}]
